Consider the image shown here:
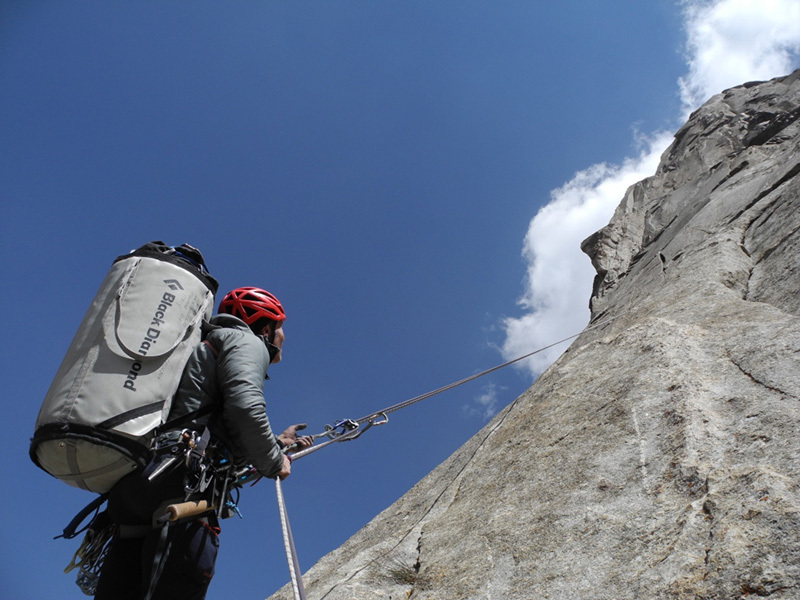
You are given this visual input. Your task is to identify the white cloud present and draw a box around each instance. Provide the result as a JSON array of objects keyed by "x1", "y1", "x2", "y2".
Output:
[
  {"x1": 502, "y1": 0, "x2": 800, "y2": 379},
  {"x1": 463, "y1": 383, "x2": 501, "y2": 421},
  {"x1": 501, "y1": 133, "x2": 671, "y2": 376},
  {"x1": 680, "y1": 0, "x2": 800, "y2": 111}
]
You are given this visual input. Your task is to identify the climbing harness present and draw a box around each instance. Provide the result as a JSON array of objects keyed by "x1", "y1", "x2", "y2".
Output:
[
  {"x1": 59, "y1": 428, "x2": 257, "y2": 596},
  {"x1": 139, "y1": 437, "x2": 261, "y2": 600}
]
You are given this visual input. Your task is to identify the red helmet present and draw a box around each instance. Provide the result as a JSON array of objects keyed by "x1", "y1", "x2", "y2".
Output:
[{"x1": 219, "y1": 287, "x2": 286, "y2": 325}]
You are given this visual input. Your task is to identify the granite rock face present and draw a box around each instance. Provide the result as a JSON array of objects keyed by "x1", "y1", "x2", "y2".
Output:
[{"x1": 267, "y1": 70, "x2": 800, "y2": 600}]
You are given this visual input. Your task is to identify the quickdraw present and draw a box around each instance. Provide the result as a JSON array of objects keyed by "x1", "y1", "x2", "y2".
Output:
[{"x1": 289, "y1": 413, "x2": 389, "y2": 460}]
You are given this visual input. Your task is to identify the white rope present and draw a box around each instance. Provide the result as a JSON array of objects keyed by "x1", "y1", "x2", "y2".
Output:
[{"x1": 275, "y1": 478, "x2": 307, "y2": 600}]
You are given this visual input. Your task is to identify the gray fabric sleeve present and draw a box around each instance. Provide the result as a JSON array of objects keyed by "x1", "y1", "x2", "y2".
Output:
[{"x1": 214, "y1": 330, "x2": 284, "y2": 478}]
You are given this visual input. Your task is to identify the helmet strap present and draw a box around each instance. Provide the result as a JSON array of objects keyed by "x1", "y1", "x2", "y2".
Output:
[{"x1": 261, "y1": 336, "x2": 282, "y2": 363}]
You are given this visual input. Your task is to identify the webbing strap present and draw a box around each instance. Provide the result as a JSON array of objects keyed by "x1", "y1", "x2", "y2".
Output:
[
  {"x1": 96, "y1": 400, "x2": 165, "y2": 431},
  {"x1": 143, "y1": 521, "x2": 172, "y2": 600},
  {"x1": 64, "y1": 440, "x2": 89, "y2": 491},
  {"x1": 275, "y1": 478, "x2": 306, "y2": 600},
  {"x1": 155, "y1": 403, "x2": 216, "y2": 436},
  {"x1": 56, "y1": 493, "x2": 109, "y2": 540}
]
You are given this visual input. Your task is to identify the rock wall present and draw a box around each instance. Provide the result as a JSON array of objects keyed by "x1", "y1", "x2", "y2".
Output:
[{"x1": 267, "y1": 70, "x2": 800, "y2": 600}]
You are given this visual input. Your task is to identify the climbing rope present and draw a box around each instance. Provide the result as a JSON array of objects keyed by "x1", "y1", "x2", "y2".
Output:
[
  {"x1": 289, "y1": 317, "x2": 617, "y2": 461},
  {"x1": 273, "y1": 317, "x2": 619, "y2": 598},
  {"x1": 276, "y1": 478, "x2": 307, "y2": 600}
]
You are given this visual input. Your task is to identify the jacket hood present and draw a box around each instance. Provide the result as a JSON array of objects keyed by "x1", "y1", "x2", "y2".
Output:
[{"x1": 210, "y1": 313, "x2": 253, "y2": 332}]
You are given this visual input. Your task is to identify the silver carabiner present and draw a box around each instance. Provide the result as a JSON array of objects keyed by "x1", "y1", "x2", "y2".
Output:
[
  {"x1": 198, "y1": 464, "x2": 214, "y2": 493},
  {"x1": 369, "y1": 412, "x2": 389, "y2": 427}
]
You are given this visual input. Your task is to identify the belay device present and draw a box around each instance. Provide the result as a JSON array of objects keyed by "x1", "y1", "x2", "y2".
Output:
[{"x1": 30, "y1": 241, "x2": 218, "y2": 493}]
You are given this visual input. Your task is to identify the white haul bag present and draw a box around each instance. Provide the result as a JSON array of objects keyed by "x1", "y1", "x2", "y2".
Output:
[{"x1": 30, "y1": 242, "x2": 217, "y2": 493}]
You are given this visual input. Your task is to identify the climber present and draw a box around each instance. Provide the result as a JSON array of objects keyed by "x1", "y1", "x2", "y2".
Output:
[{"x1": 93, "y1": 287, "x2": 314, "y2": 600}]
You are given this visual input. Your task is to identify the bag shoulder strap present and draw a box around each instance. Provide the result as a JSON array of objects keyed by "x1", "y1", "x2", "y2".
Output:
[{"x1": 155, "y1": 322, "x2": 220, "y2": 434}]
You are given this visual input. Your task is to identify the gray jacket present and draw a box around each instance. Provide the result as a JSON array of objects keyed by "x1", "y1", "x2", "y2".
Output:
[{"x1": 167, "y1": 313, "x2": 284, "y2": 478}]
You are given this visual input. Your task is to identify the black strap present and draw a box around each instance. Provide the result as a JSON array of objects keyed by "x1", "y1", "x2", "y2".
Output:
[
  {"x1": 143, "y1": 520, "x2": 172, "y2": 600},
  {"x1": 31, "y1": 424, "x2": 152, "y2": 472},
  {"x1": 56, "y1": 493, "x2": 109, "y2": 540},
  {"x1": 155, "y1": 403, "x2": 216, "y2": 436},
  {"x1": 96, "y1": 400, "x2": 165, "y2": 431}
]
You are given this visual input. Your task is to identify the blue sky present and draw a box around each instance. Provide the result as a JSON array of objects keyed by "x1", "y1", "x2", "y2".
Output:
[{"x1": 2, "y1": 1, "x2": 798, "y2": 599}]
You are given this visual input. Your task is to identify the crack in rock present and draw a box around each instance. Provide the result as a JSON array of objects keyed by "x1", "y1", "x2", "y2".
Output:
[{"x1": 727, "y1": 353, "x2": 797, "y2": 398}]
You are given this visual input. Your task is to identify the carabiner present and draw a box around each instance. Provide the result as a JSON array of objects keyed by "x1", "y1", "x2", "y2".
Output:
[
  {"x1": 368, "y1": 412, "x2": 389, "y2": 427},
  {"x1": 323, "y1": 418, "x2": 360, "y2": 440}
]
